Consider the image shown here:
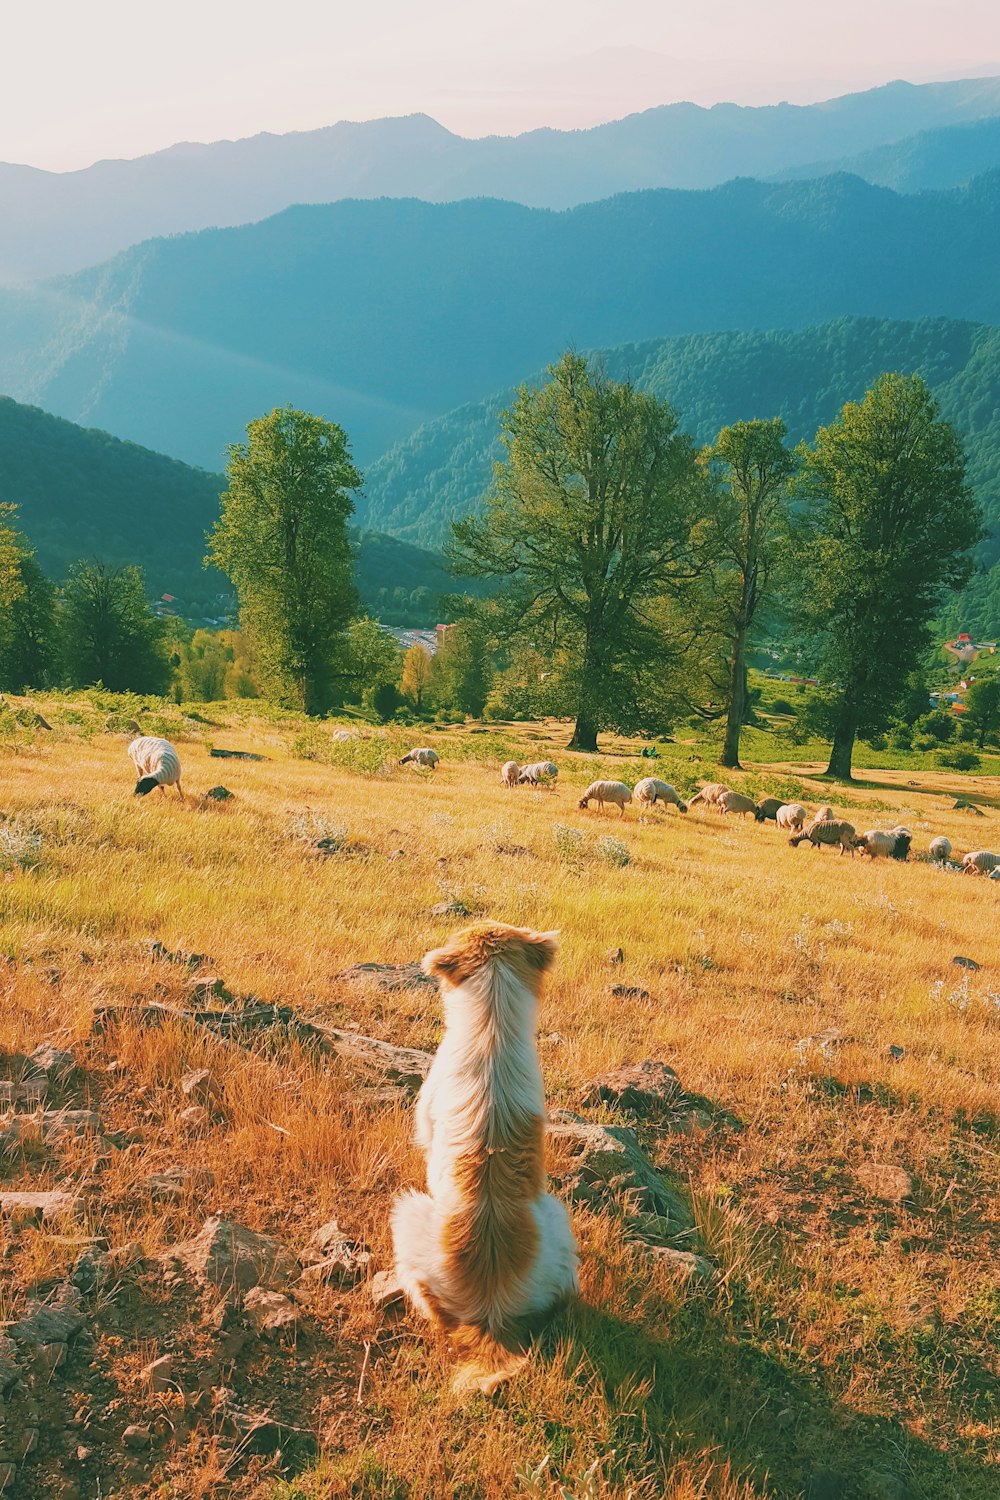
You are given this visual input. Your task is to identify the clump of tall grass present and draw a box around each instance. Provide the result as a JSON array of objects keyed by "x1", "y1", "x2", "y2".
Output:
[
  {"x1": 0, "y1": 823, "x2": 43, "y2": 872},
  {"x1": 593, "y1": 835, "x2": 630, "y2": 868}
]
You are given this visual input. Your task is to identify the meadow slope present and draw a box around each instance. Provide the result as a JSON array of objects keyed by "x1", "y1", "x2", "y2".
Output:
[{"x1": 0, "y1": 700, "x2": 997, "y2": 1498}]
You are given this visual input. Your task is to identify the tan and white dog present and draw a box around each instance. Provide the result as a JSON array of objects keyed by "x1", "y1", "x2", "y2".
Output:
[{"x1": 390, "y1": 923, "x2": 579, "y2": 1393}]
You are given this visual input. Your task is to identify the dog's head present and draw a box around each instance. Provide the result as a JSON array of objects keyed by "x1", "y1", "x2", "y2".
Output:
[{"x1": 423, "y1": 923, "x2": 558, "y2": 994}]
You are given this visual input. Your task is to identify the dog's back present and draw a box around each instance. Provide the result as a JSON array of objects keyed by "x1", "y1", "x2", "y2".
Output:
[{"x1": 391, "y1": 923, "x2": 578, "y2": 1390}]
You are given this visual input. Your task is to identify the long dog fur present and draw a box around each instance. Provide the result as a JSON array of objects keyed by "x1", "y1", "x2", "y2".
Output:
[{"x1": 390, "y1": 923, "x2": 579, "y2": 1393}]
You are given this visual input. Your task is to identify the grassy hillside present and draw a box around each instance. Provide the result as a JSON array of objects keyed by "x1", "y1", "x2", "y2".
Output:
[
  {"x1": 0, "y1": 396, "x2": 452, "y2": 621},
  {"x1": 0, "y1": 696, "x2": 996, "y2": 1497},
  {"x1": 3, "y1": 173, "x2": 1000, "y2": 469},
  {"x1": 361, "y1": 315, "x2": 1000, "y2": 633},
  {"x1": 3, "y1": 75, "x2": 999, "y2": 282}
]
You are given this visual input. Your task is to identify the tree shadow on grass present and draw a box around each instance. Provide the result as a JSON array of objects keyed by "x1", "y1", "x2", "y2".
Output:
[{"x1": 533, "y1": 1286, "x2": 998, "y2": 1500}]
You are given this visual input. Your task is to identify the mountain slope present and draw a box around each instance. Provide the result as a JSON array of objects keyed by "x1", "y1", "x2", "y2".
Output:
[
  {"x1": 3, "y1": 173, "x2": 1000, "y2": 470},
  {"x1": 3, "y1": 75, "x2": 1000, "y2": 282},
  {"x1": 774, "y1": 116, "x2": 1000, "y2": 191},
  {"x1": 0, "y1": 397, "x2": 451, "y2": 619},
  {"x1": 360, "y1": 315, "x2": 1000, "y2": 633}
]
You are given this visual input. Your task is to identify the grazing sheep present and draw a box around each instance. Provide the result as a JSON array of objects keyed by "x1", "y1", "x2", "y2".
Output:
[
  {"x1": 928, "y1": 836, "x2": 952, "y2": 864},
  {"x1": 789, "y1": 819, "x2": 857, "y2": 855},
  {"x1": 634, "y1": 777, "x2": 687, "y2": 816},
  {"x1": 811, "y1": 805, "x2": 835, "y2": 825},
  {"x1": 500, "y1": 761, "x2": 521, "y2": 788},
  {"x1": 719, "y1": 790, "x2": 757, "y2": 819},
  {"x1": 129, "y1": 735, "x2": 184, "y2": 800},
  {"x1": 775, "y1": 803, "x2": 807, "y2": 831},
  {"x1": 855, "y1": 827, "x2": 912, "y2": 860},
  {"x1": 962, "y1": 849, "x2": 1000, "y2": 876},
  {"x1": 754, "y1": 797, "x2": 784, "y2": 823},
  {"x1": 399, "y1": 747, "x2": 440, "y2": 771},
  {"x1": 518, "y1": 761, "x2": 559, "y2": 786},
  {"x1": 990, "y1": 868, "x2": 1000, "y2": 881},
  {"x1": 578, "y1": 780, "x2": 631, "y2": 817},
  {"x1": 687, "y1": 782, "x2": 730, "y2": 810}
]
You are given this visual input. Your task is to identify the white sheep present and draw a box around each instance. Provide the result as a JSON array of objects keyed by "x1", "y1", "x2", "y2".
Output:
[
  {"x1": 578, "y1": 780, "x2": 631, "y2": 817},
  {"x1": 633, "y1": 777, "x2": 687, "y2": 816},
  {"x1": 399, "y1": 747, "x2": 440, "y2": 771},
  {"x1": 500, "y1": 760, "x2": 521, "y2": 787},
  {"x1": 990, "y1": 867, "x2": 1000, "y2": 881},
  {"x1": 719, "y1": 790, "x2": 757, "y2": 819},
  {"x1": 928, "y1": 836, "x2": 952, "y2": 864},
  {"x1": 129, "y1": 735, "x2": 184, "y2": 800},
  {"x1": 789, "y1": 819, "x2": 857, "y2": 855},
  {"x1": 518, "y1": 761, "x2": 558, "y2": 786},
  {"x1": 855, "y1": 827, "x2": 911, "y2": 860},
  {"x1": 687, "y1": 782, "x2": 730, "y2": 810},
  {"x1": 775, "y1": 803, "x2": 807, "y2": 831},
  {"x1": 962, "y1": 849, "x2": 1000, "y2": 876}
]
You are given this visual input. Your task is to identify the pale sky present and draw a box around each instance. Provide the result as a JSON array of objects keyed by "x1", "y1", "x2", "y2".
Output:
[{"x1": 3, "y1": 0, "x2": 999, "y2": 171}]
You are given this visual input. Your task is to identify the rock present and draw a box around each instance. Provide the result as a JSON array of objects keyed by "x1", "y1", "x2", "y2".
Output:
[
  {"x1": 243, "y1": 1287, "x2": 298, "y2": 1335},
  {"x1": 0, "y1": 1190, "x2": 77, "y2": 1224},
  {"x1": 430, "y1": 899, "x2": 471, "y2": 918},
  {"x1": 185, "y1": 974, "x2": 229, "y2": 1001},
  {"x1": 609, "y1": 984, "x2": 650, "y2": 1001},
  {"x1": 671, "y1": 1108, "x2": 713, "y2": 1136},
  {"x1": 142, "y1": 1354, "x2": 174, "y2": 1393},
  {"x1": 9, "y1": 1284, "x2": 86, "y2": 1347},
  {"x1": 546, "y1": 1119, "x2": 693, "y2": 1231},
  {"x1": 605, "y1": 947, "x2": 624, "y2": 965},
  {"x1": 953, "y1": 799, "x2": 985, "y2": 815},
  {"x1": 337, "y1": 961, "x2": 436, "y2": 993},
  {"x1": 796, "y1": 1026, "x2": 851, "y2": 1054},
  {"x1": 19, "y1": 1428, "x2": 39, "y2": 1457},
  {"x1": 209, "y1": 748, "x2": 265, "y2": 761},
  {"x1": 886, "y1": 1044, "x2": 906, "y2": 1062},
  {"x1": 370, "y1": 1270, "x2": 406, "y2": 1310},
  {"x1": 806, "y1": 1468, "x2": 850, "y2": 1500},
  {"x1": 299, "y1": 1218, "x2": 370, "y2": 1286},
  {"x1": 71, "y1": 1246, "x2": 112, "y2": 1294},
  {"x1": 180, "y1": 1068, "x2": 220, "y2": 1105},
  {"x1": 0, "y1": 1335, "x2": 20, "y2": 1392},
  {"x1": 580, "y1": 1060, "x2": 682, "y2": 1117},
  {"x1": 856, "y1": 1163, "x2": 914, "y2": 1203},
  {"x1": 144, "y1": 1165, "x2": 216, "y2": 1203},
  {"x1": 644, "y1": 1246, "x2": 715, "y2": 1281},
  {"x1": 952, "y1": 956, "x2": 980, "y2": 971},
  {"x1": 179, "y1": 1104, "x2": 211, "y2": 1130},
  {"x1": 34, "y1": 1341, "x2": 67, "y2": 1374},
  {"x1": 204, "y1": 786, "x2": 234, "y2": 801},
  {"x1": 122, "y1": 1424, "x2": 151, "y2": 1449},
  {"x1": 25, "y1": 1043, "x2": 75, "y2": 1079},
  {"x1": 162, "y1": 1216, "x2": 297, "y2": 1294},
  {"x1": 0, "y1": 1079, "x2": 47, "y2": 1108},
  {"x1": 0, "y1": 1109, "x2": 102, "y2": 1145},
  {"x1": 324, "y1": 1030, "x2": 432, "y2": 1093},
  {"x1": 0, "y1": 1464, "x2": 14, "y2": 1492}
]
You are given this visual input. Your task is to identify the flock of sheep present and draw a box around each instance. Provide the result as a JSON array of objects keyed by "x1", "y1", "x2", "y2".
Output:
[{"x1": 127, "y1": 730, "x2": 999, "y2": 878}]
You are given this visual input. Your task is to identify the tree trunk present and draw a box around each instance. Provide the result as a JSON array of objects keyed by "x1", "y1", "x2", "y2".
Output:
[
  {"x1": 826, "y1": 709, "x2": 857, "y2": 780},
  {"x1": 569, "y1": 616, "x2": 604, "y2": 752},
  {"x1": 568, "y1": 715, "x2": 599, "y2": 752},
  {"x1": 720, "y1": 627, "x2": 748, "y2": 769}
]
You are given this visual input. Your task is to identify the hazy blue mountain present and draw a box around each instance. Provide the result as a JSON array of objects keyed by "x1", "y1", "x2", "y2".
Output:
[
  {"x1": 773, "y1": 116, "x2": 1000, "y2": 191},
  {"x1": 2, "y1": 75, "x2": 1000, "y2": 281},
  {"x1": 0, "y1": 396, "x2": 452, "y2": 619},
  {"x1": 359, "y1": 316, "x2": 1000, "y2": 634},
  {"x1": 2, "y1": 173, "x2": 1000, "y2": 470}
]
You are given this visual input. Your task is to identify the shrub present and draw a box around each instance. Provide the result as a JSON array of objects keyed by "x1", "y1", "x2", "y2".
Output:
[
  {"x1": 552, "y1": 825, "x2": 585, "y2": 866},
  {"x1": 938, "y1": 748, "x2": 981, "y2": 771},
  {"x1": 593, "y1": 835, "x2": 630, "y2": 867},
  {"x1": 770, "y1": 698, "x2": 796, "y2": 716},
  {"x1": 0, "y1": 824, "x2": 43, "y2": 872}
]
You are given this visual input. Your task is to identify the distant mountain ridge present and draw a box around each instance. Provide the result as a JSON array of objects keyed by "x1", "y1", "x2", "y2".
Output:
[
  {"x1": 0, "y1": 396, "x2": 452, "y2": 619},
  {"x1": 2, "y1": 75, "x2": 1000, "y2": 281},
  {"x1": 772, "y1": 115, "x2": 1000, "y2": 191},
  {"x1": 360, "y1": 315, "x2": 1000, "y2": 635},
  {"x1": 3, "y1": 172, "x2": 1000, "y2": 470}
]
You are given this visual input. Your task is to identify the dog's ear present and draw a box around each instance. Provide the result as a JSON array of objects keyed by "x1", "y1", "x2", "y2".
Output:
[{"x1": 515, "y1": 929, "x2": 559, "y2": 973}]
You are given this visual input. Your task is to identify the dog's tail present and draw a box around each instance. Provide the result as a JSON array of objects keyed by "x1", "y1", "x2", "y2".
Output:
[{"x1": 417, "y1": 1283, "x2": 529, "y2": 1395}]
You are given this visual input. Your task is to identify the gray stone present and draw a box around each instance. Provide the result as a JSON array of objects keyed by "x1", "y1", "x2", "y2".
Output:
[
  {"x1": 142, "y1": 1354, "x2": 174, "y2": 1393},
  {"x1": 856, "y1": 1162, "x2": 915, "y2": 1203},
  {"x1": 204, "y1": 786, "x2": 234, "y2": 801},
  {"x1": 25, "y1": 1043, "x2": 75, "y2": 1079},
  {"x1": 609, "y1": 984, "x2": 650, "y2": 1001},
  {"x1": 144, "y1": 1165, "x2": 216, "y2": 1203},
  {"x1": 324, "y1": 1030, "x2": 432, "y2": 1093},
  {"x1": 180, "y1": 1068, "x2": 219, "y2": 1104},
  {"x1": 952, "y1": 955, "x2": 980, "y2": 971},
  {"x1": 370, "y1": 1270, "x2": 406, "y2": 1309},
  {"x1": 580, "y1": 1060, "x2": 682, "y2": 1117},
  {"x1": 163, "y1": 1216, "x2": 297, "y2": 1293},
  {"x1": 546, "y1": 1119, "x2": 693, "y2": 1231},
  {"x1": 644, "y1": 1245, "x2": 715, "y2": 1281},
  {"x1": 0, "y1": 1079, "x2": 47, "y2": 1109},
  {"x1": 243, "y1": 1287, "x2": 298, "y2": 1335},
  {"x1": 10, "y1": 1284, "x2": 85, "y2": 1347},
  {"x1": 179, "y1": 1104, "x2": 211, "y2": 1130},
  {"x1": 0, "y1": 1190, "x2": 76, "y2": 1224},
  {"x1": 0, "y1": 1109, "x2": 102, "y2": 1145},
  {"x1": 122, "y1": 1424, "x2": 152, "y2": 1449}
]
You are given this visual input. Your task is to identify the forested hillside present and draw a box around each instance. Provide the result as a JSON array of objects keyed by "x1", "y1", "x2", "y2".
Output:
[
  {"x1": 774, "y1": 115, "x2": 1000, "y2": 191},
  {"x1": 3, "y1": 75, "x2": 999, "y2": 281},
  {"x1": 0, "y1": 397, "x2": 452, "y2": 621},
  {"x1": 361, "y1": 316, "x2": 1000, "y2": 634},
  {"x1": 2, "y1": 173, "x2": 1000, "y2": 468}
]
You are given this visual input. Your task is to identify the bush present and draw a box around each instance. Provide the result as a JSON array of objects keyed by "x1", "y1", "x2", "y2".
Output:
[
  {"x1": 938, "y1": 748, "x2": 982, "y2": 771},
  {"x1": 0, "y1": 824, "x2": 43, "y2": 872},
  {"x1": 769, "y1": 698, "x2": 796, "y2": 716},
  {"x1": 594, "y1": 835, "x2": 630, "y2": 867}
]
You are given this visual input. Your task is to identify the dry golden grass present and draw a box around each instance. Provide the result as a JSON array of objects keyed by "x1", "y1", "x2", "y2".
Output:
[{"x1": 0, "y1": 700, "x2": 997, "y2": 1498}]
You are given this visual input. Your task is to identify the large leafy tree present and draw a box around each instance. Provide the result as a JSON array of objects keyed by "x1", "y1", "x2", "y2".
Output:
[
  {"x1": 963, "y1": 674, "x2": 1000, "y2": 748},
  {"x1": 449, "y1": 353, "x2": 705, "y2": 751},
  {"x1": 795, "y1": 374, "x2": 982, "y2": 779},
  {"x1": 0, "y1": 506, "x2": 57, "y2": 691},
  {"x1": 61, "y1": 562, "x2": 171, "y2": 693},
  {"x1": 703, "y1": 419, "x2": 794, "y2": 768},
  {"x1": 431, "y1": 620, "x2": 493, "y2": 718},
  {"x1": 207, "y1": 407, "x2": 360, "y2": 713},
  {"x1": 400, "y1": 643, "x2": 433, "y2": 710}
]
